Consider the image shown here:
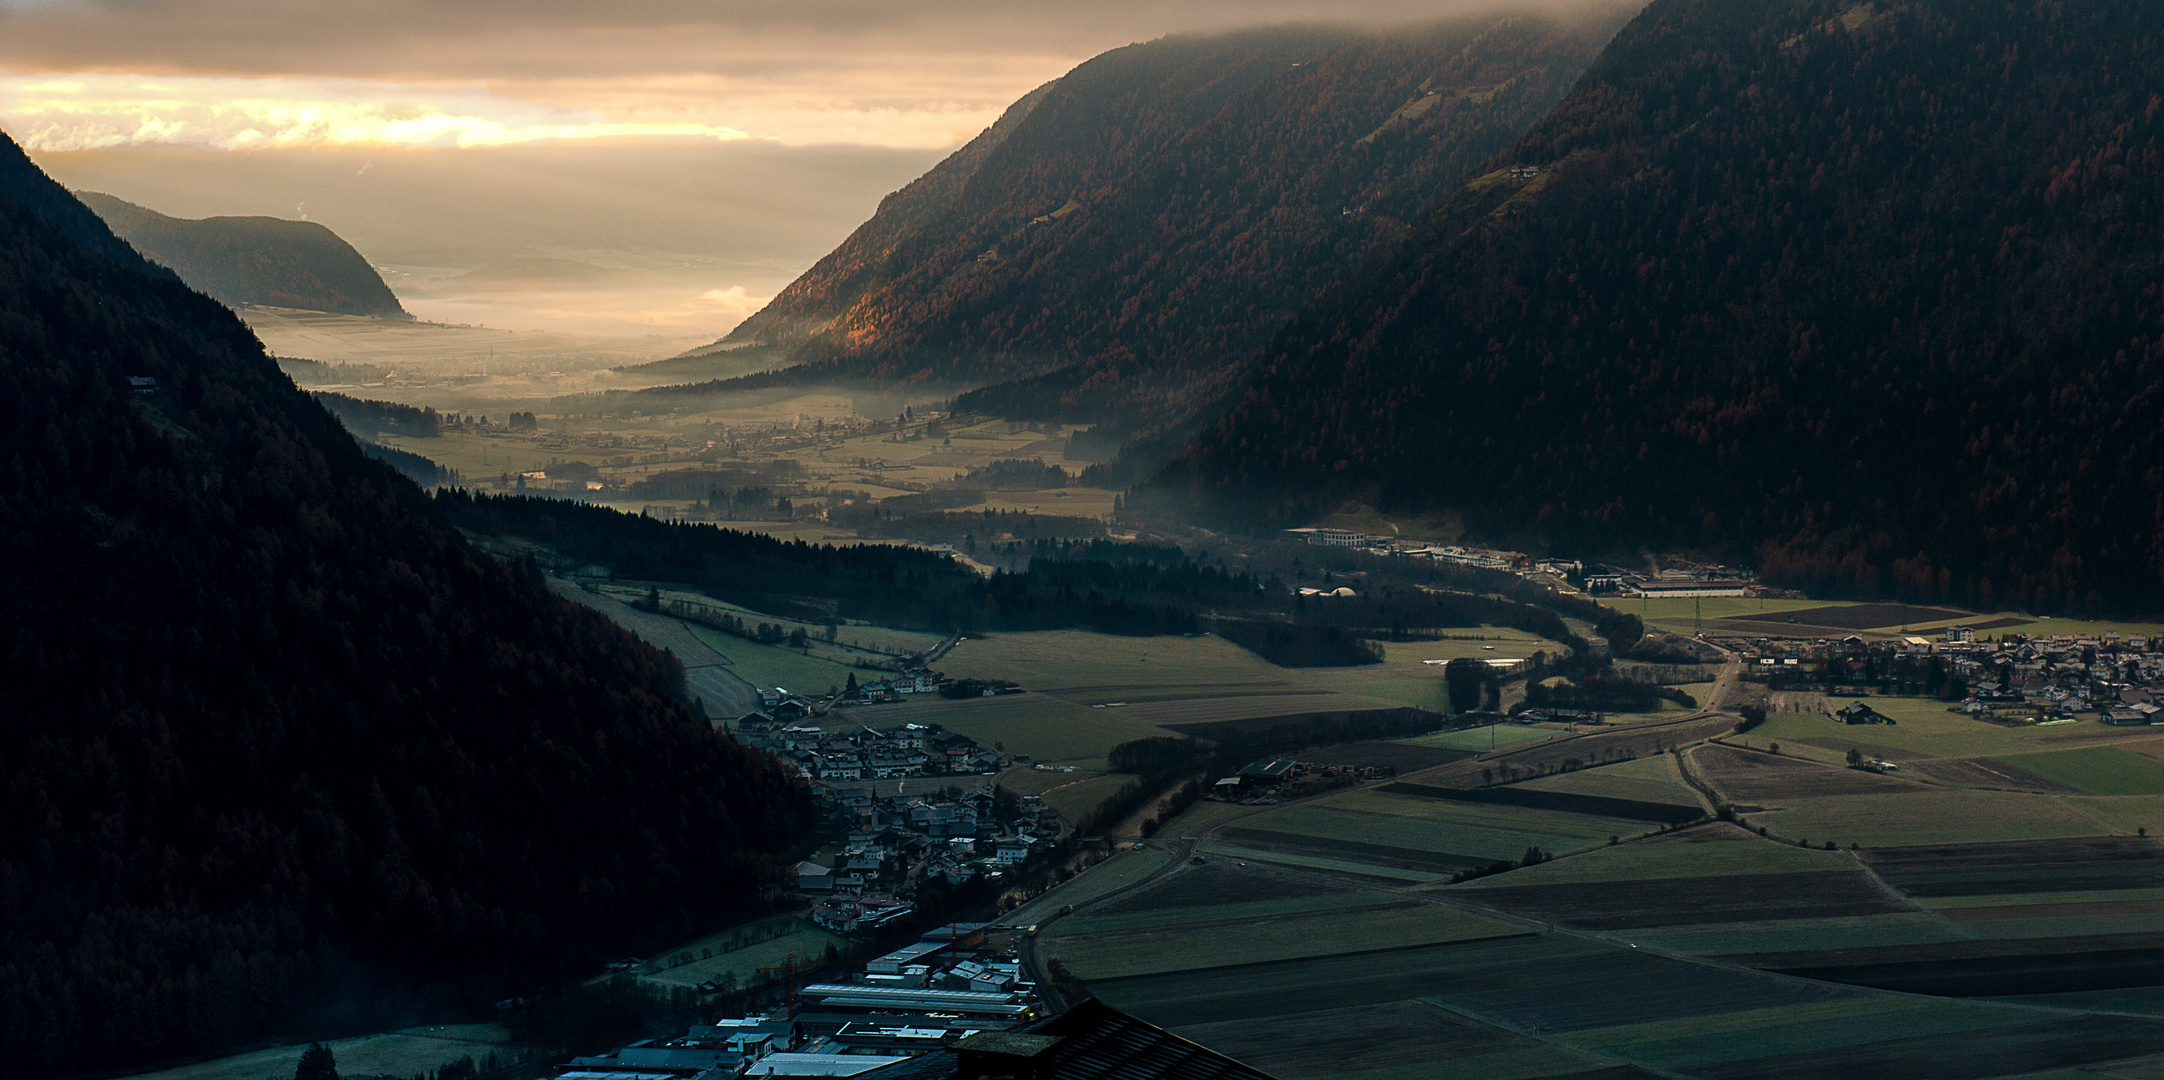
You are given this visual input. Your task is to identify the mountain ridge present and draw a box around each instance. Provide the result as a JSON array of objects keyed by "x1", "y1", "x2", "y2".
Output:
[
  {"x1": 1161, "y1": 0, "x2": 2164, "y2": 615},
  {"x1": 75, "y1": 190, "x2": 411, "y2": 319},
  {"x1": 0, "y1": 140, "x2": 805, "y2": 1076},
  {"x1": 630, "y1": 12, "x2": 1632, "y2": 432}
]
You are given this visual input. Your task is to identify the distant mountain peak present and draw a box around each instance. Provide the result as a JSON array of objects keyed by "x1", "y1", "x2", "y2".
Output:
[{"x1": 74, "y1": 190, "x2": 410, "y2": 319}]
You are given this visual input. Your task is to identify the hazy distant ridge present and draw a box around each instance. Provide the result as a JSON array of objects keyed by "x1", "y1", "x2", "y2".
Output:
[{"x1": 76, "y1": 190, "x2": 410, "y2": 319}]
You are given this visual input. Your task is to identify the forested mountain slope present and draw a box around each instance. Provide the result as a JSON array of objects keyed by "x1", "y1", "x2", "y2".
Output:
[
  {"x1": 77, "y1": 190, "x2": 410, "y2": 318},
  {"x1": 661, "y1": 12, "x2": 1630, "y2": 428},
  {"x1": 0, "y1": 141, "x2": 806, "y2": 1075},
  {"x1": 0, "y1": 138, "x2": 173, "y2": 280},
  {"x1": 1165, "y1": 0, "x2": 2164, "y2": 616}
]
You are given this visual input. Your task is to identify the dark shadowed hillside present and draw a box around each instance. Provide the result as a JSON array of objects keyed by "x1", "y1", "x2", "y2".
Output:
[
  {"x1": 76, "y1": 190, "x2": 411, "y2": 318},
  {"x1": 640, "y1": 12, "x2": 1630, "y2": 431},
  {"x1": 0, "y1": 143, "x2": 805, "y2": 1075},
  {"x1": 1165, "y1": 0, "x2": 2164, "y2": 616}
]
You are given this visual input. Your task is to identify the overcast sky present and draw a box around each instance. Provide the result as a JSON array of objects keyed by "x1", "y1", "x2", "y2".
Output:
[
  {"x1": 0, "y1": 0, "x2": 1589, "y2": 336},
  {"x1": 0, "y1": 0, "x2": 1545, "y2": 150}
]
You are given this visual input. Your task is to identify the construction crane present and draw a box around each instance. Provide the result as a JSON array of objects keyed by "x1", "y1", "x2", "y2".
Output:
[{"x1": 757, "y1": 954, "x2": 800, "y2": 1018}]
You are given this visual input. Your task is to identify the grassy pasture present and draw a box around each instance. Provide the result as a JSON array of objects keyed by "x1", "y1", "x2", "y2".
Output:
[
  {"x1": 869, "y1": 692, "x2": 1172, "y2": 763},
  {"x1": 1680, "y1": 1014, "x2": 2164, "y2": 1080},
  {"x1": 1438, "y1": 963, "x2": 1863, "y2": 1036},
  {"x1": 1138, "y1": 692, "x2": 1399, "y2": 730},
  {"x1": 1292, "y1": 740, "x2": 1474, "y2": 772},
  {"x1": 1197, "y1": 842, "x2": 1446, "y2": 883},
  {"x1": 1397, "y1": 724, "x2": 1559, "y2": 751},
  {"x1": 1626, "y1": 911, "x2": 1973, "y2": 957},
  {"x1": 1085, "y1": 933, "x2": 1603, "y2": 1028},
  {"x1": 684, "y1": 623, "x2": 859, "y2": 693},
  {"x1": 1689, "y1": 744, "x2": 1930, "y2": 802},
  {"x1": 1054, "y1": 891, "x2": 1404, "y2": 936},
  {"x1": 1953, "y1": 911, "x2": 2164, "y2": 940},
  {"x1": 1460, "y1": 869, "x2": 1909, "y2": 931},
  {"x1": 119, "y1": 1026, "x2": 522, "y2": 1080},
  {"x1": 1747, "y1": 789, "x2": 2107, "y2": 847},
  {"x1": 1241, "y1": 790, "x2": 1635, "y2": 863},
  {"x1": 1860, "y1": 836, "x2": 2164, "y2": 897},
  {"x1": 1155, "y1": 798, "x2": 1257, "y2": 837},
  {"x1": 1168, "y1": 999, "x2": 1605, "y2": 1080},
  {"x1": 997, "y1": 764, "x2": 1108, "y2": 797},
  {"x1": 940, "y1": 631, "x2": 1289, "y2": 695},
  {"x1": 1994, "y1": 745, "x2": 2164, "y2": 795},
  {"x1": 638, "y1": 920, "x2": 847, "y2": 990},
  {"x1": 1037, "y1": 773, "x2": 1138, "y2": 823},
  {"x1": 1046, "y1": 902, "x2": 1519, "y2": 980},
  {"x1": 647, "y1": 585, "x2": 943, "y2": 658},
  {"x1": 1003, "y1": 844, "x2": 1173, "y2": 926},
  {"x1": 1924, "y1": 885, "x2": 2164, "y2": 909},
  {"x1": 1519, "y1": 752, "x2": 1702, "y2": 807},
  {"x1": 1555, "y1": 994, "x2": 2017, "y2": 1072},
  {"x1": 2062, "y1": 794, "x2": 2164, "y2": 838},
  {"x1": 1633, "y1": 597, "x2": 1862, "y2": 624},
  {"x1": 1452, "y1": 828, "x2": 1856, "y2": 889},
  {"x1": 1292, "y1": 626, "x2": 1575, "y2": 713},
  {"x1": 1728, "y1": 703, "x2": 2027, "y2": 760}
]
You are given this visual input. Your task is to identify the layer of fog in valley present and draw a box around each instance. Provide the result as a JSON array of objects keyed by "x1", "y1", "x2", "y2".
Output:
[{"x1": 33, "y1": 141, "x2": 944, "y2": 338}]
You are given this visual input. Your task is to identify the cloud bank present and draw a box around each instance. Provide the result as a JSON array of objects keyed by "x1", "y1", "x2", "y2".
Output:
[
  {"x1": 0, "y1": 0, "x2": 1602, "y2": 150},
  {"x1": 3, "y1": 75, "x2": 761, "y2": 150}
]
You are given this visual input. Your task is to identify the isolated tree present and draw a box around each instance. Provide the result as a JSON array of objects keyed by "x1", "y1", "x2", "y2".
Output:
[
  {"x1": 1595, "y1": 611, "x2": 1644, "y2": 656},
  {"x1": 296, "y1": 1043, "x2": 339, "y2": 1080},
  {"x1": 1846, "y1": 747, "x2": 1864, "y2": 765},
  {"x1": 1443, "y1": 658, "x2": 1488, "y2": 713}
]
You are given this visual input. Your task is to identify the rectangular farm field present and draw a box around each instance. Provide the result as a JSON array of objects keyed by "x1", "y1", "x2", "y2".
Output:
[
  {"x1": 1560, "y1": 995, "x2": 2027, "y2": 1075},
  {"x1": 1054, "y1": 890, "x2": 1405, "y2": 936},
  {"x1": 1089, "y1": 933, "x2": 1632, "y2": 1028},
  {"x1": 1685, "y1": 1013, "x2": 2164, "y2": 1080},
  {"x1": 1747, "y1": 789, "x2": 2106, "y2": 848},
  {"x1": 1689, "y1": 744, "x2": 1929, "y2": 802},
  {"x1": 1242, "y1": 795, "x2": 1629, "y2": 864},
  {"x1": 1460, "y1": 870, "x2": 1910, "y2": 931},
  {"x1": 1170, "y1": 999, "x2": 1606, "y2": 1080},
  {"x1": 1046, "y1": 902, "x2": 1520, "y2": 980},
  {"x1": 1860, "y1": 837, "x2": 2164, "y2": 898},
  {"x1": 939, "y1": 631, "x2": 1289, "y2": 694},
  {"x1": 1627, "y1": 912, "x2": 1972, "y2": 958},
  {"x1": 1396, "y1": 724, "x2": 1560, "y2": 752},
  {"x1": 1519, "y1": 754, "x2": 1701, "y2": 810},
  {"x1": 1993, "y1": 745, "x2": 2164, "y2": 796},
  {"x1": 1009, "y1": 844, "x2": 1172, "y2": 924},
  {"x1": 871, "y1": 691, "x2": 1172, "y2": 763},
  {"x1": 1454, "y1": 828, "x2": 1857, "y2": 889}
]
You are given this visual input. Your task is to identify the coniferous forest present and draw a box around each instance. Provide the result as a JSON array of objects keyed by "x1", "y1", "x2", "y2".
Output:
[
  {"x1": 615, "y1": 10, "x2": 1633, "y2": 440},
  {"x1": 1160, "y1": 0, "x2": 2164, "y2": 615},
  {"x1": 0, "y1": 140, "x2": 810, "y2": 1075}
]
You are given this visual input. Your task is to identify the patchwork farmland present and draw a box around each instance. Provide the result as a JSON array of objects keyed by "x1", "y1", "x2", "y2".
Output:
[{"x1": 1014, "y1": 651, "x2": 2164, "y2": 1080}]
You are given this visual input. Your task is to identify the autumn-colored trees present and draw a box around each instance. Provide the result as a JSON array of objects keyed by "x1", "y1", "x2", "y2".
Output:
[
  {"x1": 1171, "y1": 0, "x2": 2164, "y2": 615},
  {"x1": 631, "y1": 12, "x2": 1630, "y2": 438}
]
